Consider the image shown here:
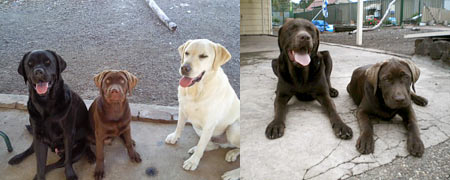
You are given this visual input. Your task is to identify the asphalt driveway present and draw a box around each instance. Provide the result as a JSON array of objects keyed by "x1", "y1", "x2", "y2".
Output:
[{"x1": 0, "y1": 0, "x2": 240, "y2": 106}]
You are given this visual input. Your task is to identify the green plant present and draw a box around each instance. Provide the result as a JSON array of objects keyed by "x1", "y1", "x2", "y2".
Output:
[
  {"x1": 273, "y1": 18, "x2": 280, "y2": 24},
  {"x1": 382, "y1": 19, "x2": 392, "y2": 25}
]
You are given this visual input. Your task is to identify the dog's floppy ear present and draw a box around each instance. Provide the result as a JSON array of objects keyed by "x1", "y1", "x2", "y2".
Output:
[
  {"x1": 277, "y1": 24, "x2": 284, "y2": 53},
  {"x1": 121, "y1": 70, "x2": 138, "y2": 96},
  {"x1": 93, "y1": 70, "x2": 111, "y2": 89},
  {"x1": 399, "y1": 59, "x2": 421, "y2": 92},
  {"x1": 365, "y1": 60, "x2": 388, "y2": 95},
  {"x1": 178, "y1": 40, "x2": 193, "y2": 64},
  {"x1": 18, "y1": 51, "x2": 31, "y2": 84},
  {"x1": 46, "y1": 50, "x2": 67, "y2": 74},
  {"x1": 311, "y1": 25, "x2": 320, "y2": 56},
  {"x1": 212, "y1": 43, "x2": 231, "y2": 71}
]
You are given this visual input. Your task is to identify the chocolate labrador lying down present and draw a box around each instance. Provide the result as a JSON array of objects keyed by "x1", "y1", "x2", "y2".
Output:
[
  {"x1": 89, "y1": 70, "x2": 141, "y2": 180},
  {"x1": 347, "y1": 58, "x2": 428, "y2": 157},
  {"x1": 8, "y1": 50, "x2": 92, "y2": 180},
  {"x1": 266, "y1": 19, "x2": 353, "y2": 140}
]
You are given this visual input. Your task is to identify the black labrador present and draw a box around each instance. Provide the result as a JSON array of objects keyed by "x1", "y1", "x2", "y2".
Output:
[
  {"x1": 266, "y1": 19, "x2": 353, "y2": 140},
  {"x1": 8, "y1": 50, "x2": 94, "y2": 180},
  {"x1": 347, "y1": 58, "x2": 428, "y2": 157}
]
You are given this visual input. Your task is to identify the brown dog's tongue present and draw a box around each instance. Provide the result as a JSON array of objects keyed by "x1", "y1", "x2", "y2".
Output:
[
  {"x1": 179, "y1": 77, "x2": 194, "y2": 88},
  {"x1": 35, "y1": 82, "x2": 49, "y2": 95},
  {"x1": 292, "y1": 50, "x2": 311, "y2": 66}
]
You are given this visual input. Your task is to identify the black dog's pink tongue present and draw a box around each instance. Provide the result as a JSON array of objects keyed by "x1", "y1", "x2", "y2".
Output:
[
  {"x1": 292, "y1": 50, "x2": 311, "y2": 66},
  {"x1": 35, "y1": 82, "x2": 49, "y2": 95},
  {"x1": 179, "y1": 77, "x2": 194, "y2": 88}
]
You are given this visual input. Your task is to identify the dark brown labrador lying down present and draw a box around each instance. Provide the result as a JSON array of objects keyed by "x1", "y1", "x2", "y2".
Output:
[
  {"x1": 347, "y1": 58, "x2": 428, "y2": 157},
  {"x1": 266, "y1": 19, "x2": 353, "y2": 140}
]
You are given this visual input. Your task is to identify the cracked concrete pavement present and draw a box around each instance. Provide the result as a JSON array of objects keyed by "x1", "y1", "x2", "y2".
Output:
[
  {"x1": 0, "y1": 108, "x2": 239, "y2": 179},
  {"x1": 240, "y1": 36, "x2": 450, "y2": 180}
]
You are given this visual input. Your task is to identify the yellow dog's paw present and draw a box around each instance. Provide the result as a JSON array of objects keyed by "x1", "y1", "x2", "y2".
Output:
[
  {"x1": 183, "y1": 155, "x2": 200, "y2": 171},
  {"x1": 165, "y1": 132, "x2": 179, "y2": 144}
]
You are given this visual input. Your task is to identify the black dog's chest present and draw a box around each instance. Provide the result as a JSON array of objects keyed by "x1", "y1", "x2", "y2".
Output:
[{"x1": 35, "y1": 121, "x2": 65, "y2": 149}]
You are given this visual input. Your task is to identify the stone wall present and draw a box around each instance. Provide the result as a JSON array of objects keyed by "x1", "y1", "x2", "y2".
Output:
[{"x1": 415, "y1": 38, "x2": 450, "y2": 63}]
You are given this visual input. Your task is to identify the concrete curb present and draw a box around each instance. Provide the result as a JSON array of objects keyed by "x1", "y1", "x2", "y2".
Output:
[
  {"x1": 0, "y1": 94, "x2": 178, "y2": 124},
  {"x1": 321, "y1": 41, "x2": 413, "y2": 59}
]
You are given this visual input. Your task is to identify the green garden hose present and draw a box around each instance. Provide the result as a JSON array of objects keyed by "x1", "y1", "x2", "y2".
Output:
[{"x1": 0, "y1": 131, "x2": 13, "y2": 152}]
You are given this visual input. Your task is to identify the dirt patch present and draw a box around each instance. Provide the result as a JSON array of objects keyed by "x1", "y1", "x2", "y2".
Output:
[
  {"x1": 0, "y1": 0, "x2": 240, "y2": 106},
  {"x1": 320, "y1": 26, "x2": 441, "y2": 55}
]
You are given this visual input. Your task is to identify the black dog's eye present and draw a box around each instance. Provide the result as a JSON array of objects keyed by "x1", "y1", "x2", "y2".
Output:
[
  {"x1": 28, "y1": 61, "x2": 33, "y2": 66},
  {"x1": 45, "y1": 60, "x2": 51, "y2": 65},
  {"x1": 185, "y1": 52, "x2": 189, "y2": 56},
  {"x1": 199, "y1": 54, "x2": 208, "y2": 59}
]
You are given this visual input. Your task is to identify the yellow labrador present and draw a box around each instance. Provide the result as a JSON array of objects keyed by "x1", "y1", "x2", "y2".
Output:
[{"x1": 165, "y1": 39, "x2": 240, "y2": 180}]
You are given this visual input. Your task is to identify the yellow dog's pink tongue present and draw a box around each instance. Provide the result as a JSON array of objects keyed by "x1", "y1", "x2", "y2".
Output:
[
  {"x1": 35, "y1": 82, "x2": 49, "y2": 95},
  {"x1": 179, "y1": 77, "x2": 194, "y2": 88},
  {"x1": 292, "y1": 50, "x2": 311, "y2": 66}
]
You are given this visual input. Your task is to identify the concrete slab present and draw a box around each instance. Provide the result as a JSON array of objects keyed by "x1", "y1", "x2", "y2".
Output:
[
  {"x1": 0, "y1": 108, "x2": 238, "y2": 180},
  {"x1": 404, "y1": 31, "x2": 450, "y2": 39},
  {"x1": 240, "y1": 36, "x2": 450, "y2": 180}
]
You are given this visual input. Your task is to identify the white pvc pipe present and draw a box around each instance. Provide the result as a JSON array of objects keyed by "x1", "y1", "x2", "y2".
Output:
[{"x1": 356, "y1": 0, "x2": 363, "y2": 45}]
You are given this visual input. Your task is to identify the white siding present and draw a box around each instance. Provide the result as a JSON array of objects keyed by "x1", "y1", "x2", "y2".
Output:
[{"x1": 240, "y1": 0, "x2": 273, "y2": 35}]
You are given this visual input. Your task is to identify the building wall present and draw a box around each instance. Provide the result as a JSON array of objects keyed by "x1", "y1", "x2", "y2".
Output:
[{"x1": 240, "y1": 0, "x2": 273, "y2": 35}]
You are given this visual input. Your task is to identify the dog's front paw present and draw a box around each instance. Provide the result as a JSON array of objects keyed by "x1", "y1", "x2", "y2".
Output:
[
  {"x1": 329, "y1": 88, "x2": 339, "y2": 98},
  {"x1": 94, "y1": 166, "x2": 104, "y2": 180},
  {"x1": 128, "y1": 150, "x2": 142, "y2": 163},
  {"x1": 407, "y1": 136, "x2": 424, "y2": 157},
  {"x1": 332, "y1": 122, "x2": 353, "y2": 139},
  {"x1": 165, "y1": 132, "x2": 179, "y2": 144},
  {"x1": 356, "y1": 134, "x2": 374, "y2": 154},
  {"x1": 183, "y1": 155, "x2": 200, "y2": 171},
  {"x1": 221, "y1": 168, "x2": 240, "y2": 180},
  {"x1": 412, "y1": 95, "x2": 428, "y2": 106},
  {"x1": 8, "y1": 155, "x2": 24, "y2": 165},
  {"x1": 188, "y1": 146, "x2": 197, "y2": 154},
  {"x1": 265, "y1": 121, "x2": 285, "y2": 139},
  {"x1": 225, "y1": 149, "x2": 240, "y2": 162}
]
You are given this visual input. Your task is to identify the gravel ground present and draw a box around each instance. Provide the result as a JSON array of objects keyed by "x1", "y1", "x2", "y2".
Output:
[
  {"x1": 348, "y1": 138, "x2": 450, "y2": 180},
  {"x1": 320, "y1": 26, "x2": 440, "y2": 55},
  {"x1": 0, "y1": 0, "x2": 240, "y2": 106}
]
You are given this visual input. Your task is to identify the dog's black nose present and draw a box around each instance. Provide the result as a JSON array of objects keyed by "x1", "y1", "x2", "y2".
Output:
[
  {"x1": 181, "y1": 64, "x2": 191, "y2": 75},
  {"x1": 33, "y1": 68, "x2": 44, "y2": 77}
]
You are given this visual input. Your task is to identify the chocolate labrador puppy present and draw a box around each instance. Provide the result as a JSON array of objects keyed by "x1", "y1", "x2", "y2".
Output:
[
  {"x1": 347, "y1": 58, "x2": 428, "y2": 157},
  {"x1": 8, "y1": 50, "x2": 92, "y2": 180},
  {"x1": 89, "y1": 70, "x2": 141, "y2": 180},
  {"x1": 266, "y1": 19, "x2": 353, "y2": 140}
]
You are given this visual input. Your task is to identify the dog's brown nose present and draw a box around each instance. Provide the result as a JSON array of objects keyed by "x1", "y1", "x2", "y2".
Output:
[
  {"x1": 298, "y1": 34, "x2": 310, "y2": 41},
  {"x1": 110, "y1": 87, "x2": 120, "y2": 94},
  {"x1": 181, "y1": 64, "x2": 191, "y2": 75},
  {"x1": 393, "y1": 95, "x2": 405, "y2": 103}
]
